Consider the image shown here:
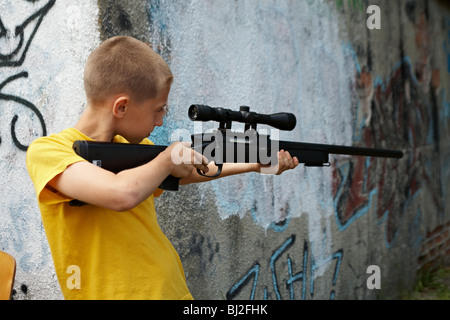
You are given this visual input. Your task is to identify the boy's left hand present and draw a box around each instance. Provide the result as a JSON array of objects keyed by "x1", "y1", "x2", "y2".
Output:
[{"x1": 258, "y1": 149, "x2": 299, "y2": 175}]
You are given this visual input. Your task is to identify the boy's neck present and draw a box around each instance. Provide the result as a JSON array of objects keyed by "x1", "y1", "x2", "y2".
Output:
[{"x1": 74, "y1": 105, "x2": 116, "y2": 142}]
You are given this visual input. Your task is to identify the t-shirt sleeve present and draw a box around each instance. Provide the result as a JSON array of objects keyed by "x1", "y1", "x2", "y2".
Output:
[{"x1": 26, "y1": 137, "x2": 87, "y2": 204}]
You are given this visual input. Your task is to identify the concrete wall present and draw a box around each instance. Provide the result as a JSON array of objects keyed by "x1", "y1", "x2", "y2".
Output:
[{"x1": 1, "y1": 0, "x2": 448, "y2": 300}]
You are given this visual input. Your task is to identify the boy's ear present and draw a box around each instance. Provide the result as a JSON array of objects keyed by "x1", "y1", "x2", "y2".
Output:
[{"x1": 112, "y1": 96, "x2": 129, "y2": 118}]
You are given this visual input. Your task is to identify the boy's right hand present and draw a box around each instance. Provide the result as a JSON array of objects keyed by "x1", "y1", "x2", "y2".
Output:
[{"x1": 163, "y1": 142, "x2": 210, "y2": 178}]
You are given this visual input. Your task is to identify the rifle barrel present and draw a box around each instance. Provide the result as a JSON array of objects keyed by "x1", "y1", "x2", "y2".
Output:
[{"x1": 278, "y1": 140, "x2": 403, "y2": 159}]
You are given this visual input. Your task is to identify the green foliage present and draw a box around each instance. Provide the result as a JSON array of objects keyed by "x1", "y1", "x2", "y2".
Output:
[{"x1": 407, "y1": 267, "x2": 450, "y2": 300}]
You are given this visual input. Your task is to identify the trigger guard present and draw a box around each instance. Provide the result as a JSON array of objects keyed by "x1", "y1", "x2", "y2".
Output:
[{"x1": 197, "y1": 164, "x2": 223, "y2": 178}]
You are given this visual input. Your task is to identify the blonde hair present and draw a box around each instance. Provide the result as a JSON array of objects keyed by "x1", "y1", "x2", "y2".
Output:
[{"x1": 84, "y1": 36, "x2": 173, "y2": 104}]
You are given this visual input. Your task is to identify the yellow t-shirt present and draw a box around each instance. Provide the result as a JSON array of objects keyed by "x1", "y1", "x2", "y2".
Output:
[{"x1": 26, "y1": 128, "x2": 193, "y2": 300}]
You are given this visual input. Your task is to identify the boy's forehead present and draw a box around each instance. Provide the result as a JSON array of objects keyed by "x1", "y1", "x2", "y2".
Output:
[{"x1": 156, "y1": 83, "x2": 171, "y2": 99}]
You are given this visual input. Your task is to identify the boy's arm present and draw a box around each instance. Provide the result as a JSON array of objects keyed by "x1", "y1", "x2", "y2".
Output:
[
  {"x1": 48, "y1": 142, "x2": 208, "y2": 211},
  {"x1": 180, "y1": 150, "x2": 299, "y2": 185}
]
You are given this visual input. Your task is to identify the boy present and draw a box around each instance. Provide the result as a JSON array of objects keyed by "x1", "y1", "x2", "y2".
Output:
[{"x1": 26, "y1": 36, "x2": 299, "y2": 300}]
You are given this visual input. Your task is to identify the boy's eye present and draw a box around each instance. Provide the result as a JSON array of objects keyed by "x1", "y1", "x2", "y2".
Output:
[{"x1": 160, "y1": 105, "x2": 169, "y2": 113}]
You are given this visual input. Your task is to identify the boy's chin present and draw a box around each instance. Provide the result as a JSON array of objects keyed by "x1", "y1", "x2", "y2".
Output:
[
  {"x1": 125, "y1": 132, "x2": 151, "y2": 144},
  {"x1": 126, "y1": 137, "x2": 145, "y2": 144}
]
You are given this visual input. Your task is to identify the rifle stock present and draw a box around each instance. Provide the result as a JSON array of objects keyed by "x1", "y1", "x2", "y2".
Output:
[{"x1": 72, "y1": 140, "x2": 181, "y2": 191}]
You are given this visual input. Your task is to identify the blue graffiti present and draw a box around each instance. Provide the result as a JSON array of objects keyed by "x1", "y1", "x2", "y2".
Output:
[
  {"x1": 333, "y1": 158, "x2": 379, "y2": 232},
  {"x1": 226, "y1": 263, "x2": 260, "y2": 300},
  {"x1": 286, "y1": 240, "x2": 307, "y2": 300},
  {"x1": 270, "y1": 235, "x2": 295, "y2": 300},
  {"x1": 226, "y1": 235, "x2": 343, "y2": 300}
]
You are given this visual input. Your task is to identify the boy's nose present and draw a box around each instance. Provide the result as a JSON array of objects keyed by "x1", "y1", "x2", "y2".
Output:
[{"x1": 155, "y1": 118, "x2": 164, "y2": 127}]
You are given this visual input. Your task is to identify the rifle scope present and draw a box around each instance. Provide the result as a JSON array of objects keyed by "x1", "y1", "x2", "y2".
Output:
[{"x1": 188, "y1": 104, "x2": 297, "y2": 131}]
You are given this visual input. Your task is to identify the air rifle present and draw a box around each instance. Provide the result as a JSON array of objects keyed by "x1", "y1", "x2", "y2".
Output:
[{"x1": 73, "y1": 105, "x2": 403, "y2": 191}]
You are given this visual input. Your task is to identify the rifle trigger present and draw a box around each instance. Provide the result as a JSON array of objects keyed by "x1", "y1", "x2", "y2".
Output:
[{"x1": 197, "y1": 164, "x2": 222, "y2": 178}]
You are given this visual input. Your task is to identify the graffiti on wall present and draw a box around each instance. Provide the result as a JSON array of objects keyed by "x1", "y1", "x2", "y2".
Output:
[
  {"x1": 226, "y1": 235, "x2": 343, "y2": 300},
  {"x1": 332, "y1": 4, "x2": 445, "y2": 247},
  {"x1": 0, "y1": 0, "x2": 54, "y2": 150}
]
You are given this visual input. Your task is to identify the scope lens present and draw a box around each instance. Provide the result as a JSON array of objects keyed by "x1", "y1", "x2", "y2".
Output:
[{"x1": 189, "y1": 106, "x2": 198, "y2": 120}]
